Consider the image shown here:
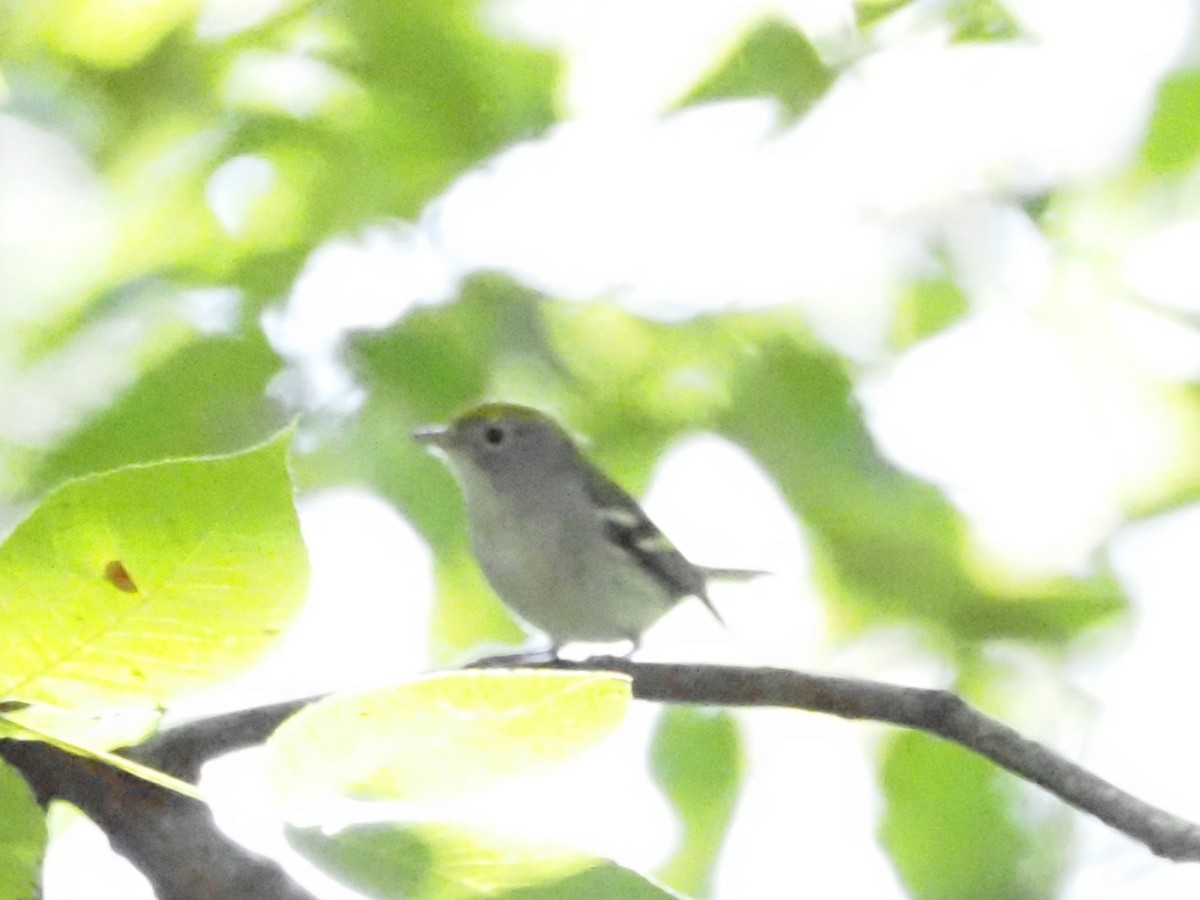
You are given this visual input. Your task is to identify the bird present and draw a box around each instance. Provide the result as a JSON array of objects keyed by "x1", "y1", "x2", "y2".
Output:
[{"x1": 414, "y1": 403, "x2": 762, "y2": 655}]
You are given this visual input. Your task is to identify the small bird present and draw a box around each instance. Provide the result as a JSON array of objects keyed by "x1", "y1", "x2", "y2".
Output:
[{"x1": 414, "y1": 403, "x2": 762, "y2": 655}]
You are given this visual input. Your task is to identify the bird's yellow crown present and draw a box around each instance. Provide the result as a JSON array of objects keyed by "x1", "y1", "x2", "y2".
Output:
[{"x1": 455, "y1": 403, "x2": 557, "y2": 427}]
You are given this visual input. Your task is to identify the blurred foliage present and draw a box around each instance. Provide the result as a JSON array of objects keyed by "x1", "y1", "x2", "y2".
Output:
[
  {"x1": 681, "y1": 20, "x2": 835, "y2": 119},
  {"x1": 856, "y1": 0, "x2": 918, "y2": 30},
  {"x1": 276, "y1": 673, "x2": 657, "y2": 899},
  {"x1": 1143, "y1": 68, "x2": 1200, "y2": 175},
  {"x1": 287, "y1": 822, "x2": 684, "y2": 900},
  {"x1": 0, "y1": 759, "x2": 44, "y2": 900},
  {"x1": 269, "y1": 670, "x2": 631, "y2": 804},
  {"x1": 891, "y1": 275, "x2": 971, "y2": 349},
  {"x1": 947, "y1": 0, "x2": 1021, "y2": 42},
  {"x1": 2, "y1": 0, "x2": 1197, "y2": 896},
  {"x1": 323, "y1": 276, "x2": 553, "y2": 657},
  {"x1": 880, "y1": 731, "x2": 1067, "y2": 900},
  {"x1": 719, "y1": 338, "x2": 1126, "y2": 647},
  {"x1": 28, "y1": 327, "x2": 287, "y2": 491},
  {"x1": 650, "y1": 708, "x2": 743, "y2": 897},
  {"x1": 0, "y1": 0, "x2": 558, "y2": 341}
]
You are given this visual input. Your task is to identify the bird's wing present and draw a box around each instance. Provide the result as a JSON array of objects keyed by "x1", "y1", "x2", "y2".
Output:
[{"x1": 579, "y1": 456, "x2": 724, "y2": 622}]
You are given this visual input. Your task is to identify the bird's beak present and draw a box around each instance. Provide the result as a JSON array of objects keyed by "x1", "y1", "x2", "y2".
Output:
[{"x1": 412, "y1": 425, "x2": 449, "y2": 448}]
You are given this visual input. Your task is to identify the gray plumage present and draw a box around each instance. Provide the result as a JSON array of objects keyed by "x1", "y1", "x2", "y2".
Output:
[{"x1": 414, "y1": 403, "x2": 762, "y2": 652}]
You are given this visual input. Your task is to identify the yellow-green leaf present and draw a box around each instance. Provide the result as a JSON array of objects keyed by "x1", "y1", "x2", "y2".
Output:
[
  {"x1": 269, "y1": 670, "x2": 631, "y2": 804},
  {"x1": 1, "y1": 713, "x2": 200, "y2": 799},
  {"x1": 0, "y1": 433, "x2": 308, "y2": 712}
]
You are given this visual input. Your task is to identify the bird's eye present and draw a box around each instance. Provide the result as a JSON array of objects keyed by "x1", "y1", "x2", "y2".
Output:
[{"x1": 484, "y1": 426, "x2": 506, "y2": 446}]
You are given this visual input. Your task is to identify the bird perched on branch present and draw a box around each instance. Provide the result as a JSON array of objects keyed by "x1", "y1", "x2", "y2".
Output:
[{"x1": 414, "y1": 403, "x2": 762, "y2": 655}]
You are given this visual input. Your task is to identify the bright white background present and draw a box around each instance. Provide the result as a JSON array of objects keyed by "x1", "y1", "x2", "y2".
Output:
[{"x1": 11, "y1": 0, "x2": 1200, "y2": 896}]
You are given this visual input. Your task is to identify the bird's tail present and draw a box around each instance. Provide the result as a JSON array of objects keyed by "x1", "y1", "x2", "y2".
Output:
[
  {"x1": 701, "y1": 566, "x2": 770, "y2": 581},
  {"x1": 695, "y1": 567, "x2": 769, "y2": 627}
]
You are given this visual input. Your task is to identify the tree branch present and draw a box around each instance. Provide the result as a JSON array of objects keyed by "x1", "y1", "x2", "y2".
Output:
[
  {"x1": 0, "y1": 739, "x2": 319, "y2": 900},
  {"x1": 7, "y1": 655, "x2": 1198, "y2": 900},
  {"x1": 133, "y1": 655, "x2": 1200, "y2": 863},
  {"x1": 476, "y1": 655, "x2": 1200, "y2": 863}
]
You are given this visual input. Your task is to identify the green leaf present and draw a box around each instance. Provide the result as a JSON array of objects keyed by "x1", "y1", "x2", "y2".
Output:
[
  {"x1": 892, "y1": 277, "x2": 970, "y2": 348},
  {"x1": 288, "y1": 822, "x2": 585, "y2": 900},
  {"x1": 650, "y1": 708, "x2": 742, "y2": 897},
  {"x1": 348, "y1": 275, "x2": 551, "y2": 427},
  {"x1": 0, "y1": 713, "x2": 201, "y2": 799},
  {"x1": 542, "y1": 303, "x2": 740, "y2": 451},
  {"x1": 1143, "y1": 69, "x2": 1200, "y2": 174},
  {"x1": 879, "y1": 732, "x2": 1061, "y2": 900},
  {"x1": 946, "y1": 0, "x2": 1021, "y2": 42},
  {"x1": 720, "y1": 338, "x2": 1126, "y2": 645},
  {"x1": 0, "y1": 433, "x2": 309, "y2": 712},
  {"x1": 287, "y1": 822, "x2": 684, "y2": 900},
  {"x1": 28, "y1": 329, "x2": 286, "y2": 491},
  {"x1": 681, "y1": 20, "x2": 834, "y2": 118},
  {"x1": 216, "y1": 0, "x2": 563, "y2": 240},
  {"x1": 269, "y1": 670, "x2": 631, "y2": 804},
  {"x1": 856, "y1": 0, "x2": 919, "y2": 30},
  {"x1": 0, "y1": 760, "x2": 46, "y2": 900}
]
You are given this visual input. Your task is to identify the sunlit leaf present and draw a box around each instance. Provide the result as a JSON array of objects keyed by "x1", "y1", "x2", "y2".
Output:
[
  {"x1": 287, "y1": 821, "x2": 684, "y2": 900},
  {"x1": 0, "y1": 703, "x2": 159, "y2": 753},
  {"x1": 0, "y1": 713, "x2": 200, "y2": 799},
  {"x1": 42, "y1": 0, "x2": 197, "y2": 69},
  {"x1": 269, "y1": 670, "x2": 631, "y2": 804},
  {"x1": 0, "y1": 760, "x2": 45, "y2": 900},
  {"x1": 0, "y1": 433, "x2": 308, "y2": 712}
]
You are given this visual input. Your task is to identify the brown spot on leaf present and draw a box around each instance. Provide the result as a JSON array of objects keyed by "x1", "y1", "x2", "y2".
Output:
[{"x1": 104, "y1": 560, "x2": 139, "y2": 593}]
